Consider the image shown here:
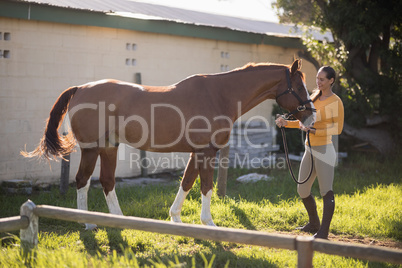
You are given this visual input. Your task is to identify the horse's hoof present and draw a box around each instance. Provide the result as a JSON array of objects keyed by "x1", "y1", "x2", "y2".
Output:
[
  {"x1": 170, "y1": 216, "x2": 182, "y2": 223},
  {"x1": 202, "y1": 219, "x2": 216, "y2": 227}
]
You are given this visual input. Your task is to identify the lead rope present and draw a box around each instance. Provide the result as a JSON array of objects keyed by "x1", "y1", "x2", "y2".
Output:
[{"x1": 280, "y1": 126, "x2": 314, "y2": 184}]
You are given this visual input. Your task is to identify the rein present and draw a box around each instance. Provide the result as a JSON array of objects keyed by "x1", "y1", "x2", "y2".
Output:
[
  {"x1": 276, "y1": 68, "x2": 316, "y2": 184},
  {"x1": 279, "y1": 126, "x2": 314, "y2": 184}
]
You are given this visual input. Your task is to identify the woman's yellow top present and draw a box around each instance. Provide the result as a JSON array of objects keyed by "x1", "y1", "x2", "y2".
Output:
[{"x1": 286, "y1": 94, "x2": 344, "y2": 146}]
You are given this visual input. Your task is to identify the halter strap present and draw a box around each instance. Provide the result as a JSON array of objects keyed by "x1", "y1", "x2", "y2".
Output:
[
  {"x1": 286, "y1": 68, "x2": 292, "y2": 91},
  {"x1": 276, "y1": 68, "x2": 316, "y2": 118}
]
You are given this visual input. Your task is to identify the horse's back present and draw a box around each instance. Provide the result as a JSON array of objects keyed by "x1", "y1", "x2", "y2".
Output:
[
  {"x1": 67, "y1": 78, "x2": 231, "y2": 152},
  {"x1": 70, "y1": 79, "x2": 142, "y2": 103}
]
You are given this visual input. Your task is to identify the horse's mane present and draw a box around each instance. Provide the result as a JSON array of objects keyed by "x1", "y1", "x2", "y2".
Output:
[
  {"x1": 234, "y1": 62, "x2": 286, "y2": 71},
  {"x1": 231, "y1": 62, "x2": 305, "y2": 81}
]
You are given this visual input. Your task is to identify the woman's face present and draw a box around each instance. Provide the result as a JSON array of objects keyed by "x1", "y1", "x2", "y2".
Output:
[{"x1": 316, "y1": 70, "x2": 334, "y2": 91}]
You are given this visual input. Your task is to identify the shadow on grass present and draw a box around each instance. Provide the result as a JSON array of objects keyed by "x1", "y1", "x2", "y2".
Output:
[
  {"x1": 194, "y1": 239, "x2": 281, "y2": 268},
  {"x1": 230, "y1": 204, "x2": 257, "y2": 230},
  {"x1": 79, "y1": 229, "x2": 99, "y2": 255},
  {"x1": 79, "y1": 227, "x2": 130, "y2": 255},
  {"x1": 132, "y1": 239, "x2": 282, "y2": 268},
  {"x1": 106, "y1": 228, "x2": 130, "y2": 253},
  {"x1": 382, "y1": 218, "x2": 402, "y2": 241}
]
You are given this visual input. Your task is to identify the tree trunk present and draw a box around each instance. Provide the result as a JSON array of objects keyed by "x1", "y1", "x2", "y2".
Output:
[{"x1": 343, "y1": 123, "x2": 394, "y2": 155}]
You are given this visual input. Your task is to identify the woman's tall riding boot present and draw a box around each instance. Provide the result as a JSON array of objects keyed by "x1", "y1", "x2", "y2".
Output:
[
  {"x1": 314, "y1": 191, "x2": 335, "y2": 239},
  {"x1": 297, "y1": 195, "x2": 320, "y2": 233}
]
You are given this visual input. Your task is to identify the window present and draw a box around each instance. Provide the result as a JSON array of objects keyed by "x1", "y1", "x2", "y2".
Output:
[
  {"x1": 0, "y1": 32, "x2": 11, "y2": 59},
  {"x1": 126, "y1": 58, "x2": 137, "y2": 66},
  {"x1": 126, "y1": 43, "x2": 137, "y2": 50},
  {"x1": 3, "y1": 50, "x2": 10, "y2": 58},
  {"x1": 4, "y1": 32, "x2": 11, "y2": 41},
  {"x1": 125, "y1": 43, "x2": 137, "y2": 66},
  {"x1": 221, "y1": 51, "x2": 229, "y2": 58}
]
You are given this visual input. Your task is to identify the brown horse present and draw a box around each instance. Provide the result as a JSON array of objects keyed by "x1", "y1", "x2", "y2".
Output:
[{"x1": 22, "y1": 60, "x2": 315, "y2": 229}]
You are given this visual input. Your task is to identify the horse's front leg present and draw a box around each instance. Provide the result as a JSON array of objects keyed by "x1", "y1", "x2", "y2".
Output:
[
  {"x1": 170, "y1": 152, "x2": 199, "y2": 223},
  {"x1": 198, "y1": 147, "x2": 218, "y2": 226}
]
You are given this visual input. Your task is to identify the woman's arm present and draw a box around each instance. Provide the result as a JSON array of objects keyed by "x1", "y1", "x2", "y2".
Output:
[
  {"x1": 275, "y1": 117, "x2": 300, "y2": 128},
  {"x1": 286, "y1": 120, "x2": 301, "y2": 129}
]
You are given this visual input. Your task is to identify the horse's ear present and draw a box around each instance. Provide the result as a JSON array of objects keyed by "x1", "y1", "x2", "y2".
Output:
[{"x1": 290, "y1": 59, "x2": 302, "y2": 74}]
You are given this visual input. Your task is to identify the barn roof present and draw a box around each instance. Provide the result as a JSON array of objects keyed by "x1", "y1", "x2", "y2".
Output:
[{"x1": 0, "y1": 0, "x2": 333, "y2": 47}]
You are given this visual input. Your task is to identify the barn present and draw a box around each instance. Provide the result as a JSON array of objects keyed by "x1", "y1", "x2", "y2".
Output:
[{"x1": 0, "y1": 0, "x2": 330, "y2": 185}]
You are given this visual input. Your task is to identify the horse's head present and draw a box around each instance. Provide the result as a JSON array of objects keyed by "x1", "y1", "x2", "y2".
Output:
[{"x1": 275, "y1": 60, "x2": 316, "y2": 127}]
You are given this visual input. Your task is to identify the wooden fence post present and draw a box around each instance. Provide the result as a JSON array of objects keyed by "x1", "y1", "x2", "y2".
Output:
[
  {"x1": 20, "y1": 200, "x2": 38, "y2": 257},
  {"x1": 140, "y1": 150, "x2": 148, "y2": 177},
  {"x1": 60, "y1": 132, "x2": 70, "y2": 195},
  {"x1": 217, "y1": 145, "x2": 230, "y2": 197},
  {"x1": 296, "y1": 236, "x2": 314, "y2": 268}
]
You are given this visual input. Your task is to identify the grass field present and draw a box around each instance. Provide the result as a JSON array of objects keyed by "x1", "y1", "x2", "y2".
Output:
[{"x1": 0, "y1": 152, "x2": 401, "y2": 267}]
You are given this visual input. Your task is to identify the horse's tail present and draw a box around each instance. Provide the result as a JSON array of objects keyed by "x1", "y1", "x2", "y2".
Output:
[{"x1": 21, "y1": 86, "x2": 79, "y2": 161}]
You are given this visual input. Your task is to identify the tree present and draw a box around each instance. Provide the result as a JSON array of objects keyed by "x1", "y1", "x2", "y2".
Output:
[{"x1": 273, "y1": 0, "x2": 402, "y2": 154}]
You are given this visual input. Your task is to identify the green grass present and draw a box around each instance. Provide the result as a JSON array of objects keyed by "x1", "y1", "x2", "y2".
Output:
[{"x1": 0, "y1": 152, "x2": 401, "y2": 267}]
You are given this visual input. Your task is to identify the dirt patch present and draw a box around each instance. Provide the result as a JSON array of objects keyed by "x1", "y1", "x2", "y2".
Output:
[
  {"x1": 330, "y1": 234, "x2": 402, "y2": 250},
  {"x1": 276, "y1": 230, "x2": 402, "y2": 250}
]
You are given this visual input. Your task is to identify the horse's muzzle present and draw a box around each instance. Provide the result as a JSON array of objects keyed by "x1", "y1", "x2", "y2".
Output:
[{"x1": 302, "y1": 112, "x2": 316, "y2": 128}]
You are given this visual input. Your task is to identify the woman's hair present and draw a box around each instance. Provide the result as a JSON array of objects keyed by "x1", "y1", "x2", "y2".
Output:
[{"x1": 311, "y1": 66, "x2": 336, "y2": 102}]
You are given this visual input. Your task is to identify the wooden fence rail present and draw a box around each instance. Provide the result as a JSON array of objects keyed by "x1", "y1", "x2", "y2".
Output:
[
  {"x1": 0, "y1": 216, "x2": 29, "y2": 232},
  {"x1": 1, "y1": 200, "x2": 401, "y2": 267},
  {"x1": 33, "y1": 203, "x2": 297, "y2": 250}
]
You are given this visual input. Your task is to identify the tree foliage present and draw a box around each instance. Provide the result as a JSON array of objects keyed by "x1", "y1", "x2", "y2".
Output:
[{"x1": 273, "y1": 0, "x2": 402, "y2": 142}]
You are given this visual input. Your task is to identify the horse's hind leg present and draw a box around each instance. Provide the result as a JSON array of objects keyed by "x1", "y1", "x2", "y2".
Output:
[
  {"x1": 170, "y1": 152, "x2": 199, "y2": 223},
  {"x1": 99, "y1": 147, "x2": 123, "y2": 215},
  {"x1": 198, "y1": 147, "x2": 218, "y2": 226},
  {"x1": 76, "y1": 147, "x2": 99, "y2": 230}
]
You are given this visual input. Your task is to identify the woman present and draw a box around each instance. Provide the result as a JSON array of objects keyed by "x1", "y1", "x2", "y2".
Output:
[{"x1": 276, "y1": 66, "x2": 344, "y2": 239}]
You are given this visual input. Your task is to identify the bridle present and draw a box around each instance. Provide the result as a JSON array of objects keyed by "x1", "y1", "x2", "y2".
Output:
[
  {"x1": 276, "y1": 68, "x2": 315, "y2": 120},
  {"x1": 276, "y1": 68, "x2": 316, "y2": 185}
]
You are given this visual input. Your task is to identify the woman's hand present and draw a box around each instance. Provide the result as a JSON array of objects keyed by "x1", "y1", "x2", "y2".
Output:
[
  {"x1": 299, "y1": 122, "x2": 316, "y2": 134},
  {"x1": 275, "y1": 116, "x2": 288, "y2": 128}
]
